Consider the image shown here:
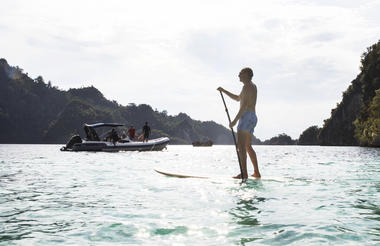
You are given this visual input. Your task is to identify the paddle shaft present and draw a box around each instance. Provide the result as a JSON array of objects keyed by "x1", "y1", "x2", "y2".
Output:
[{"x1": 219, "y1": 91, "x2": 245, "y2": 182}]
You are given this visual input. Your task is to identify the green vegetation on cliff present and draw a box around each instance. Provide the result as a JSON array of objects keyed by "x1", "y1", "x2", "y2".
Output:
[
  {"x1": 353, "y1": 41, "x2": 380, "y2": 147},
  {"x1": 354, "y1": 89, "x2": 380, "y2": 146}
]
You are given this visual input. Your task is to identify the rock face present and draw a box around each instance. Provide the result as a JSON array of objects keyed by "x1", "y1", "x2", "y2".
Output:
[
  {"x1": 0, "y1": 58, "x2": 233, "y2": 144},
  {"x1": 319, "y1": 78, "x2": 363, "y2": 146}
]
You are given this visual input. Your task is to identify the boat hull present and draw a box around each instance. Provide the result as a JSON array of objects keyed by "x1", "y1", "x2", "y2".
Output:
[{"x1": 63, "y1": 137, "x2": 170, "y2": 152}]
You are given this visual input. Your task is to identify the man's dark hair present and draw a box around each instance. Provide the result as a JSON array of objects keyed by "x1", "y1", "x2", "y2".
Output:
[{"x1": 241, "y1": 67, "x2": 253, "y2": 79}]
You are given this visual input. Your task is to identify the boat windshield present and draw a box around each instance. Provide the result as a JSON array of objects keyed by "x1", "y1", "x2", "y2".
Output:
[
  {"x1": 94, "y1": 126, "x2": 125, "y2": 142},
  {"x1": 84, "y1": 126, "x2": 100, "y2": 141}
]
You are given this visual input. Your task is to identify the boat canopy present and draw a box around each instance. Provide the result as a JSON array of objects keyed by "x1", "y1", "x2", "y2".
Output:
[
  {"x1": 83, "y1": 123, "x2": 124, "y2": 141},
  {"x1": 85, "y1": 123, "x2": 124, "y2": 128}
]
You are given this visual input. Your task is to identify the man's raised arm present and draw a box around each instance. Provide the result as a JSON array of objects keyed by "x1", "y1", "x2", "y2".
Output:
[{"x1": 217, "y1": 87, "x2": 240, "y2": 101}]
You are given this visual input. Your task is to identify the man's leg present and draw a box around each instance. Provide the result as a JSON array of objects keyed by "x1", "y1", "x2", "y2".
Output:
[
  {"x1": 246, "y1": 135, "x2": 261, "y2": 178},
  {"x1": 233, "y1": 130, "x2": 249, "y2": 179}
]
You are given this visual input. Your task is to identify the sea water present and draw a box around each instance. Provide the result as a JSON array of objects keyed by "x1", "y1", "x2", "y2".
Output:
[{"x1": 0, "y1": 145, "x2": 379, "y2": 245}]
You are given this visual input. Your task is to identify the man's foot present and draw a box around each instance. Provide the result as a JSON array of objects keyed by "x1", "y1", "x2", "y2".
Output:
[
  {"x1": 251, "y1": 173, "x2": 261, "y2": 178},
  {"x1": 233, "y1": 173, "x2": 248, "y2": 179},
  {"x1": 233, "y1": 174, "x2": 241, "y2": 179}
]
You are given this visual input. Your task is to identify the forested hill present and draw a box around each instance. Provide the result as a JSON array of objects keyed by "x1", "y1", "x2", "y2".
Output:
[
  {"x1": 0, "y1": 58, "x2": 234, "y2": 144},
  {"x1": 298, "y1": 40, "x2": 380, "y2": 147}
]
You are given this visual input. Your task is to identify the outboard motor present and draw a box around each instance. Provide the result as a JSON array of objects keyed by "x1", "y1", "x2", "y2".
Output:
[{"x1": 60, "y1": 135, "x2": 82, "y2": 151}]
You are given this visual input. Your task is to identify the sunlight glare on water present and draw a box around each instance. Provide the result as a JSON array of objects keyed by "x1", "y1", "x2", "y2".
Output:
[{"x1": 0, "y1": 145, "x2": 379, "y2": 245}]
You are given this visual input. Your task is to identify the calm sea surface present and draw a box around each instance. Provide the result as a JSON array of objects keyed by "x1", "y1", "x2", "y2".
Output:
[{"x1": 0, "y1": 145, "x2": 379, "y2": 245}]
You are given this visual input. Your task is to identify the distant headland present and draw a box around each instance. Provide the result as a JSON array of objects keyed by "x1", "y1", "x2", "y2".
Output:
[{"x1": 0, "y1": 58, "x2": 230, "y2": 144}]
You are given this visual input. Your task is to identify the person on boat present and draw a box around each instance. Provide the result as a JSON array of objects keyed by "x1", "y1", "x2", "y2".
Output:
[
  {"x1": 118, "y1": 131, "x2": 129, "y2": 143},
  {"x1": 121, "y1": 131, "x2": 127, "y2": 139},
  {"x1": 142, "y1": 122, "x2": 151, "y2": 142},
  {"x1": 128, "y1": 125, "x2": 136, "y2": 140},
  {"x1": 217, "y1": 67, "x2": 261, "y2": 179},
  {"x1": 105, "y1": 128, "x2": 119, "y2": 144}
]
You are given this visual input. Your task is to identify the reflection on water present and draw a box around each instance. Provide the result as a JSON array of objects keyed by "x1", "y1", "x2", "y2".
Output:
[
  {"x1": 0, "y1": 145, "x2": 379, "y2": 245},
  {"x1": 228, "y1": 182, "x2": 268, "y2": 245},
  {"x1": 230, "y1": 197, "x2": 262, "y2": 226}
]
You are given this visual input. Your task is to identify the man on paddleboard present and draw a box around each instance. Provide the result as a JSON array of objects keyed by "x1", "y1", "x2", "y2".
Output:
[{"x1": 217, "y1": 67, "x2": 261, "y2": 179}]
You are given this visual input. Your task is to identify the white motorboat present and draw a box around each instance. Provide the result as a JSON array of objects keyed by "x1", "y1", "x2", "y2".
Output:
[{"x1": 60, "y1": 123, "x2": 169, "y2": 152}]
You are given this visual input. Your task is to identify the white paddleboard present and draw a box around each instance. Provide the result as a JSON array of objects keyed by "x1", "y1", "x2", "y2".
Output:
[{"x1": 154, "y1": 169, "x2": 285, "y2": 182}]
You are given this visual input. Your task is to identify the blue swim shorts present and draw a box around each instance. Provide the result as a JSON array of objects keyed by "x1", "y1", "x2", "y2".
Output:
[{"x1": 237, "y1": 111, "x2": 258, "y2": 135}]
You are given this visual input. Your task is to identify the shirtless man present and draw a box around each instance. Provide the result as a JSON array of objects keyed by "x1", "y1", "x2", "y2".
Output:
[{"x1": 217, "y1": 67, "x2": 261, "y2": 179}]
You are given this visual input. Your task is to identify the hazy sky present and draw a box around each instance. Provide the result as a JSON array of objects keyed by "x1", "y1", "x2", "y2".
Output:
[{"x1": 1, "y1": 0, "x2": 380, "y2": 140}]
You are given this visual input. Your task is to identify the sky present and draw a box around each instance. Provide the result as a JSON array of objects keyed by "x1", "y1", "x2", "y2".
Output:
[{"x1": 1, "y1": 0, "x2": 380, "y2": 140}]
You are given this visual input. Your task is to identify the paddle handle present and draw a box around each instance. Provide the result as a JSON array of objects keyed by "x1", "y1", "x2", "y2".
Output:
[{"x1": 219, "y1": 91, "x2": 245, "y2": 182}]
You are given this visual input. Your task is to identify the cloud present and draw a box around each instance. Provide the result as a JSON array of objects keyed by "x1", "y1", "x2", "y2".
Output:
[{"x1": 304, "y1": 32, "x2": 340, "y2": 43}]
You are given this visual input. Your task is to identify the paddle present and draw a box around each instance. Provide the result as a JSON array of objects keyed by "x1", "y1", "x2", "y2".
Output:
[{"x1": 219, "y1": 91, "x2": 246, "y2": 182}]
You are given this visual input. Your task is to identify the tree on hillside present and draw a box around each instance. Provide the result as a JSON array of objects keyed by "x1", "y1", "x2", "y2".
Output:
[
  {"x1": 298, "y1": 126, "x2": 321, "y2": 145},
  {"x1": 263, "y1": 133, "x2": 296, "y2": 145},
  {"x1": 35, "y1": 76, "x2": 45, "y2": 85}
]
